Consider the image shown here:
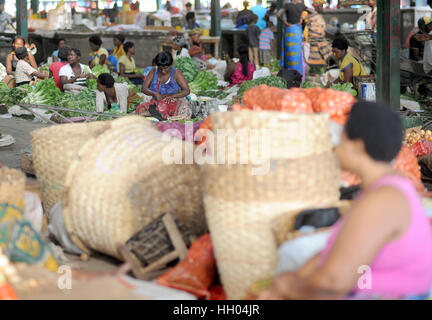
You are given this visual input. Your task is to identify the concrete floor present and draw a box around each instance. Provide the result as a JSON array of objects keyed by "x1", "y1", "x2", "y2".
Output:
[{"x1": 0, "y1": 116, "x2": 121, "y2": 274}]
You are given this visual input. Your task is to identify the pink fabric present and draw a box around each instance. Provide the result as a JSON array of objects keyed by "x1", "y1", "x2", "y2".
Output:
[
  {"x1": 231, "y1": 62, "x2": 255, "y2": 85},
  {"x1": 320, "y1": 175, "x2": 432, "y2": 298},
  {"x1": 49, "y1": 62, "x2": 67, "y2": 91}
]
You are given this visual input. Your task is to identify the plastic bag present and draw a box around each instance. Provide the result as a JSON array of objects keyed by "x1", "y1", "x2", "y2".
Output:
[
  {"x1": 410, "y1": 140, "x2": 432, "y2": 157},
  {"x1": 276, "y1": 231, "x2": 331, "y2": 274},
  {"x1": 23, "y1": 192, "x2": 43, "y2": 234},
  {"x1": 156, "y1": 234, "x2": 216, "y2": 299},
  {"x1": 253, "y1": 67, "x2": 271, "y2": 80}
]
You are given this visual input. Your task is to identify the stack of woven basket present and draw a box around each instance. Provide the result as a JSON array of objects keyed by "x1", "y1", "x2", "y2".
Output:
[
  {"x1": 200, "y1": 111, "x2": 340, "y2": 299},
  {"x1": 31, "y1": 116, "x2": 206, "y2": 260}
]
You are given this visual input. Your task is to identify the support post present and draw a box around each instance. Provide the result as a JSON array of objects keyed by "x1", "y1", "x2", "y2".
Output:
[
  {"x1": 157, "y1": 0, "x2": 162, "y2": 10},
  {"x1": 17, "y1": 0, "x2": 28, "y2": 39},
  {"x1": 31, "y1": 0, "x2": 39, "y2": 14},
  {"x1": 195, "y1": 0, "x2": 201, "y2": 10},
  {"x1": 210, "y1": 0, "x2": 221, "y2": 37},
  {"x1": 376, "y1": 0, "x2": 400, "y2": 109},
  {"x1": 277, "y1": 0, "x2": 283, "y2": 60}
]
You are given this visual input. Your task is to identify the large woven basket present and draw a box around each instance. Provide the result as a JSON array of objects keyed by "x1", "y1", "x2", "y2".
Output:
[
  {"x1": 201, "y1": 111, "x2": 340, "y2": 299},
  {"x1": 30, "y1": 121, "x2": 112, "y2": 213},
  {"x1": 62, "y1": 116, "x2": 205, "y2": 259},
  {"x1": 0, "y1": 167, "x2": 26, "y2": 211}
]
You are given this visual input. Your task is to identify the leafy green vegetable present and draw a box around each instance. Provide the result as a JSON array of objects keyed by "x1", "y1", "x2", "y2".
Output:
[
  {"x1": 189, "y1": 71, "x2": 218, "y2": 94},
  {"x1": 92, "y1": 65, "x2": 110, "y2": 77},
  {"x1": 115, "y1": 76, "x2": 133, "y2": 85},
  {"x1": 175, "y1": 57, "x2": 198, "y2": 83},
  {"x1": 197, "y1": 89, "x2": 229, "y2": 99},
  {"x1": 0, "y1": 86, "x2": 28, "y2": 107},
  {"x1": 238, "y1": 76, "x2": 287, "y2": 98},
  {"x1": 86, "y1": 78, "x2": 98, "y2": 90},
  {"x1": 21, "y1": 78, "x2": 62, "y2": 105},
  {"x1": 55, "y1": 89, "x2": 97, "y2": 117},
  {"x1": 330, "y1": 82, "x2": 357, "y2": 96},
  {"x1": 301, "y1": 81, "x2": 322, "y2": 88},
  {"x1": 269, "y1": 59, "x2": 280, "y2": 73}
]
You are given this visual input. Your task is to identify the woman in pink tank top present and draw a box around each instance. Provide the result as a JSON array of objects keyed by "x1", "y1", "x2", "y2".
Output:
[{"x1": 260, "y1": 101, "x2": 432, "y2": 300}]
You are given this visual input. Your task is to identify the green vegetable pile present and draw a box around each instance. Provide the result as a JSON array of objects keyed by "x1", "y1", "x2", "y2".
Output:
[
  {"x1": 189, "y1": 71, "x2": 218, "y2": 94},
  {"x1": 269, "y1": 59, "x2": 280, "y2": 73},
  {"x1": 92, "y1": 65, "x2": 110, "y2": 77},
  {"x1": 330, "y1": 82, "x2": 357, "y2": 97},
  {"x1": 197, "y1": 89, "x2": 230, "y2": 99},
  {"x1": 0, "y1": 83, "x2": 28, "y2": 107},
  {"x1": 115, "y1": 76, "x2": 141, "y2": 94},
  {"x1": 238, "y1": 76, "x2": 287, "y2": 97},
  {"x1": 175, "y1": 57, "x2": 198, "y2": 83},
  {"x1": 86, "y1": 78, "x2": 98, "y2": 90},
  {"x1": 21, "y1": 78, "x2": 62, "y2": 105},
  {"x1": 55, "y1": 89, "x2": 97, "y2": 117},
  {"x1": 301, "y1": 81, "x2": 320, "y2": 88}
]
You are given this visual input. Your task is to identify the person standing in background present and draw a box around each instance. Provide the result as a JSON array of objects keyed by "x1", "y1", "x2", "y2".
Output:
[
  {"x1": 251, "y1": 0, "x2": 267, "y2": 30},
  {"x1": 259, "y1": 20, "x2": 274, "y2": 67},
  {"x1": 264, "y1": 2, "x2": 278, "y2": 28},
  {"x1": 52, "y1": 39, "x2": 66, "y2": 63},
  {"x1": 365, "y1": 0, "x2": 377, "y2": 32},
  {"x1": 184, "y1": 12, "x2": 200, "y2": 30},
  {"x1": 277, "y1": 0, "x2": 311, "y2": 76},
  {"x1": 0, "y1": 1, "x2": 13, "y2": 33},
  {"x1": 247, "y1": 14, "x2": 261, "y2": 68},
  {"x1": 236, "y1": 1, "x2": 254, "y2": 29},
  {"x1": 183, "y1": 2, "x2": 193, "y2": 16}
]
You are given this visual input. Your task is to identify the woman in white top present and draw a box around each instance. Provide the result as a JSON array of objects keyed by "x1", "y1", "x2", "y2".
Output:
[
  {"x1": 59, "y1": 48, "x2": 95, "y2": 94},
  {"x1": 96, "y1": 73, "x2": 140, "y2": 113}
]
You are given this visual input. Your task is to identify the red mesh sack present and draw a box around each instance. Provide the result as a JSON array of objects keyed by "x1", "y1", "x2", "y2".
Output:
[
  {"x1": 410, "y1": 140, "x2": 432, "y2": 157},
  {"x1": 279, "y1": 90, "x2": 313, "y2": 113},
  {"x1": 156, "y1": 234, "x2": 216, "y2": 299},
  {"x1": 314, "y1": 89, "x2": 357, "y2": 125},
  {"x1": 303, "y1": 87, "x2": 325, "y2": 112},
  {"x1": 195, "y1": 116, "x2": 213, "y2": 146},
  {"x1": 394, "y1": 145, "x2": 425, "y2": 192}
]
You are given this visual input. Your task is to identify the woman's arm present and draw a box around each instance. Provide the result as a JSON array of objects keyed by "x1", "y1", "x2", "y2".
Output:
[
  {"x1": 261, "y1": 186, "x2": 410, "y2": 300},
  {"x1": 99, "y1": 54, "x2": 107, "y2": 66},
  {"x1": 27, "y1": 51, "x2": 38, "y2": 70},
  {"x1": 166, "y1": 69, "x2": 190, "y2": 100},
  {"x1": 60, "y1": 75, "x2": 80, "y2": 86},
  {"x1": 31, "y1": 71, "x2": 48, "y2": 80},
  {"x1": 277, "y1": 8, "x2": 291, "y2": 27},
  {"x1": 343, "y1": 64, "x2": 354, "y2": 84},
  {"x1": 224, "y1": 63, "x2": 237, "y2": 82},
  {"x1": 6, "y1": 54, "x2": 14, "y2": 76},
  {"x1": 141, "y1": 68, "x2": 163, "y2": 101},
  {"x1": 119, "y1": 63, "x2": 138, "y2": 79}
]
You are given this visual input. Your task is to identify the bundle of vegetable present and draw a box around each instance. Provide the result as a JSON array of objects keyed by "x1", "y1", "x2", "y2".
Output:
[
  {"x1": 21, "y1": 78, "x2": 62, "y2": 106},
  {"x1": 1, "y1": 87, "x2": 29, "y2": 107},
  {"x1": 237, "y1": 76, "x2": 287, "y2": 98},
  {"x1": 269, "y1": 59, "x2": 280, "y2": 73},
  {"x1": 330, "y1": 82, "x2": 357, "y2": 97},
  {"x1": 175, "y1": 57, "x2": 198, "y2": 83},
  {"x1": 115, "y1": 76, "x2": 133, "y2": 84},
  {"x1": 86, "y1": 78, "x2": 98, "y2": 90},
  {"x1": 92, "y1": 65, "x2": 110, "y2": 77},
  {"x1": 55, "y1": 89, "x2": 97, "y2": 117},
  {"x1": 197, "y1": 89, "x2": 229, "y2": 100},
  {"x1": 242, "y1": 85, "x2": 313, "y2": 113},
  {"x1": 189, "y1": 71, "x2": 218, "y2": 94},
  {"x1": 301, "y1": 81, "x2": 321, "y2": 88}
]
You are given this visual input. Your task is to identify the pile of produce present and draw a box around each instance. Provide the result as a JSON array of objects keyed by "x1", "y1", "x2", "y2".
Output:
[
  {"x1": 54, "y1": 90, "x2": 97, "y2": 117},
  {"x1": 21, "y1": 78, "x2": 62, "y2": 105},
  {"x1": 92, "y1": 65, "x2": 110, "y2": 77},
  {"x1": 115, "y1": 76, "x2": 142, "y2": 94},
  {"x1": 301, "y1": 81, "x2": 357, "y2": 97},
  {"x1": 175, "y1": 57, "x2": 198, "y2": 83},
  {"x1": 237, "y1": 76, "x2": 287, "y2": 98},
  {"x1": 0, "y1": 83, "x2": 28, "y2": 108},
  {"x1": 189, "y1": 71, "x2": 218, "y2": 94},
  {"x1": 405, "y1": 128, "x2": 432, "y2": 157},
  {"x1": 269, "y1": 59, "x2": 280, "y2": 73}
]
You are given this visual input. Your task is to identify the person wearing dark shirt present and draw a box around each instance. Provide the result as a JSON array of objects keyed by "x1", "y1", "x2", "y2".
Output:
[
  {"x1": 277, "y1": 0, "x2": 311, "y2": 76},
  {"x1": 407, "y1": 17, "x2": 431, "y2": 61},
  {"x1": 236, "y1": 1, "x2": 254, "y2": 29},
  {"x1": 184, "y1": 12, "x2": 200, "y2": 30},
  {"x1": 247, "y1": 14, "x2": 261, "y2": 68}
]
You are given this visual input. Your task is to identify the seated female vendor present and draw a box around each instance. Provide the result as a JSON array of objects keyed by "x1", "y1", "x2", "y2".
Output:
[
  {"x1": 259, "y1": 101, "x2": 432, "y2": 300},
  {"x1": 59, "y1": 48, "x2": 96, "y2": 95},
  {"x1": 96, "y1": 73, "x2": 141, "y2": 114},
  {"x1": 117, "y1": 42, "x2": 144, "y2": 86},
  {"x1": 137, "y1": 51, "x2": 190, "y2": 120},
  {"x1": 225, "y1": 45, "x2": 255, "y2": 85},
  {"x1": 328, "y1": 38, "x2": 366, "y2": 86},
  {"x1": 6, "y1": 36, "x2": 38, "y2": 77}
]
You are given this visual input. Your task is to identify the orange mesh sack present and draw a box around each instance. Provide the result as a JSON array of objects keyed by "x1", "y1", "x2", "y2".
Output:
[
  {"x1": 394, "y1": 145, "x2": 425, "y2": 192},
  {"x1": 157, "y1": 234, "x2": 216, "y2": 299},
  {"x1": 314, "y1": 89, "x2": 357, "y2": 125}
]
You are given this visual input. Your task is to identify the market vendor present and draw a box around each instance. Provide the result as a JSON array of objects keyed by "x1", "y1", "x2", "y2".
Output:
[
  {"x1": 188, "y1": 28, "x2": 204, "y2": 55},
  {"x1": 137, "y1": 51, "x2": 190, "y2": 120},
  {"x1": 6, "y1": 36, "x2": 38, "y2": 77},
  {"x1": 411, "y1": 17, "x2": 432, "y2": 74},
  {"x1": 224, "y1": 45, "x2": 255, "y2": 85},
  {"x1": 51, "y1": 38, "x2": 66, "y2": 63},
  {"x1": 259, "y1": 101, "x2": 432, "y2": 300},
  {"x1": 89, "y1": 36, "x2": 110, "y2": 69},
  {"x1": 117, "y1": 41, "x2": 144, "y2": 86},
  {"x1": 60, "y1": 48, "x2": 96, "y2": 95},
  {"x1": 329, "y1": 38, "x2": 366, "y2": 85},
  {"x1": 406, "y1": 17, "x2": 432, "y2": 61},
  {"x1": 172, "y1": 35, "x2": 191, "y2": 60},
  {"x1": 304, "y1": 0, "x2": 332, "y2": 68},
  {"x1": 184, "y1": 12, "x2": 200, "y2": 30},
  {"x1": 49, "y1": 45, "x2": 71, "y2": 91},
  {"x1": 189, "y1": 45, "x2": 207, "y2": 71},
  {"x1": 112, "y1": 35, "x2": 126, "y2": 60},
  {"x1": 96, "y1": 73, "x2": 141, "y2": 113}
]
